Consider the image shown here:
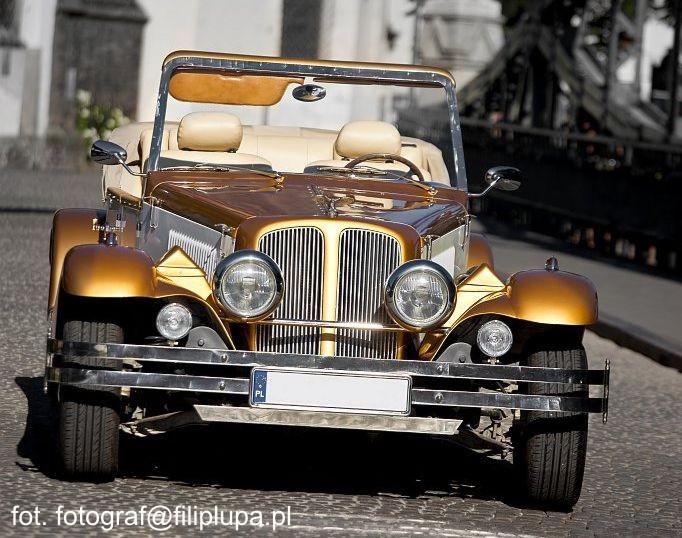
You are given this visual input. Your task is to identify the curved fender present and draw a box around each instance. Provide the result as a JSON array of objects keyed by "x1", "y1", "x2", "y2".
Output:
[
  {"x1": 467, "y1": 233, "x2": 494, "y2": 269},
  {"x1": 62, "y1": 244, "x2": 156, "y2": 297},
  {"x1": 420, "y1": 266, "x2": 598, "y2": 359},
  {"x1": 49, "y1": 208, "x2": 136, "y2": 309},
  {"x1": 506, "y1": 269, "x2": 598, "y2": 325},
  {"x1": 59, "y1": 245, "x2": 235, "y2": 348}
]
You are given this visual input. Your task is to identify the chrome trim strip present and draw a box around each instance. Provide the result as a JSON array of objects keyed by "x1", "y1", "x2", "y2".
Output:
[
  {"x1": 412, "y1": 389, "x2": 605, "y2": 414},
  {"x1": 46, "y1": 366, "x2": 604, "y2": 414},
  {"x1": 48, "y1": 340, "x2": 609, "y2": 385},
  {"x1": 47, "y1": 367, "x2": 248, "y2": 394},
  {"x1": 255, "y1": 319, "x2": 414, "y2": 332}
]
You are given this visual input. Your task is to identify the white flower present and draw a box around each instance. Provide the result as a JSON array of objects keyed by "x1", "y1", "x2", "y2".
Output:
[{"x1": 76, "y1": 89, "x2": 92, "y2": 105}]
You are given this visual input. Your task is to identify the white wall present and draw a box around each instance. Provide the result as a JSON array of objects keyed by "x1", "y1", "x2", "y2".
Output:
[
  {"x1": 137, "y1": 0, "x2": 416, "y2": 131},
  {"x1": 136, "y1": 0, "x2": 283, "y2": 124},
  {"x1": 20, "y1": 0, "x2": 57, "y2": 135},
  {"x1": 0, "y1": 0, "x2": 57, "y2": 136},
  {"x1": 0, "y1": 48, "x2": 26, "y2": 136}
]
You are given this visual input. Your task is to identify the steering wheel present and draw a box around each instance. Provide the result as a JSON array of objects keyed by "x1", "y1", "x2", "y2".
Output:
[{"x1": 345, "y1": 153, "x2": 425, "y2": 182}]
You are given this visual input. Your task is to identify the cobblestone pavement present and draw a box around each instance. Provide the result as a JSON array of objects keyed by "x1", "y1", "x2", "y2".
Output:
[{"x1": 0, "y1": 173, "x2": 680, "y2": 536}]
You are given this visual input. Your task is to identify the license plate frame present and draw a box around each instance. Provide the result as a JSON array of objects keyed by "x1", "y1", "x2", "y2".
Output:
[{"x1": 249, "y1": 367, "x2": 412, "y2": 415}]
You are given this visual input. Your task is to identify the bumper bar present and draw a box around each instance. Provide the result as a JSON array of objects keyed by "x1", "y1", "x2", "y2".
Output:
[
  {"x1": 122, "y1": 406, "x2": 463, "y2": 436},
  {"x1": 47, "y1": 339, "x2": 610, "y2": 421}
]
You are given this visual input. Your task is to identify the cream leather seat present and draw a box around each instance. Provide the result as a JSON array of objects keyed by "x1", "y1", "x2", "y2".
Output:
[
  {"x1": 305, "y1": 120, "x2": 432, "y2": 181},
  {"x1": 102, "y1": 118, "x2": 451, "y2": 199},
  {"x1": 157, "y1": 112, "x2": 272, "y2": 169}
]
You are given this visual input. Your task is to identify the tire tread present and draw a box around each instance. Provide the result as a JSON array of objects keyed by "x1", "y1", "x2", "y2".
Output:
[
  {"x1": 59, "y1": 320, "x2": 122, "y2": 480},
  {"x1": 517, "y1": 346, "x2": 588, "y2": 509}
]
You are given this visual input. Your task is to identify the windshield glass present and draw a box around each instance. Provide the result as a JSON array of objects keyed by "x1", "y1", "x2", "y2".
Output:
[{"x1": 150, "y1": 61, "x2": 465, "y2": 189}]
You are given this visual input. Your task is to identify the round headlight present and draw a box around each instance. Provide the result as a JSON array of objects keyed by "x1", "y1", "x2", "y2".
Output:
[
  {"x1": 476, "y1": 319, "x2": 513, "y2": 357},
  {"x1": 385, "y1": 260, "x2": 456, "y2": 330},
  {"x1": 156, "y1": 302, "x2": 193, "y2": 341},
  {"x1": 213, "y1": 250, "x2": 284, "y2": 321}
]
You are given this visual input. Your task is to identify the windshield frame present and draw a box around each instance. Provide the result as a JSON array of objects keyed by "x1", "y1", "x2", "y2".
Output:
[{"x1": 148, "y1": 54, "x2": 467, "y2": 191}]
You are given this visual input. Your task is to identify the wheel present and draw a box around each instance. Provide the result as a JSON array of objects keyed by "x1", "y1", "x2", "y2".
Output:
[
  {"x1": 514, "y1": 346, "x2": 589, "y2": 510},
  {"x1": 59, "y1": 320, "x2": 123, "y2": 480}
]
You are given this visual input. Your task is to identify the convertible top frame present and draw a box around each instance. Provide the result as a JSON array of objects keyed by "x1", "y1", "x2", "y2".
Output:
[{"x1": 148, "y1": 52, "x2": 468, "y2": 189}]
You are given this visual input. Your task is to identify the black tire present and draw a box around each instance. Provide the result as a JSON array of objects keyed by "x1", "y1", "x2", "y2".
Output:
[
  {"x1": 59, "y1": 320, "x2": 122, "y2": 480},
  {"x1": 514, "y1": 346, "x2": 589, "y2": 510}
]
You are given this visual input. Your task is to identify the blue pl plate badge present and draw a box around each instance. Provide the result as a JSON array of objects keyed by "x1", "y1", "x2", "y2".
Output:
[{"x1": 251, "y1": 370, "x2": 268, "y2": 403}]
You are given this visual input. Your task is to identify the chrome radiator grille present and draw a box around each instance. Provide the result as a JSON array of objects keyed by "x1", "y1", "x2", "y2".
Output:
[
  {"x1": 168, "y1": 229, "x2": 219, "y2": 278},
  {"x1": 257, "y1": 227, "x2": 324, "y2": 354},
  {"x1": 336, "y1": 229, "x2": 402, "y2": 359}
]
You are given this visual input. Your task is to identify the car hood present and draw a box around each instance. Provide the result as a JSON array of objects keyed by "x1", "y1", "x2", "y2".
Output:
[{"x1": 146, "y1": 170, "x2": 468, "y2": 237}]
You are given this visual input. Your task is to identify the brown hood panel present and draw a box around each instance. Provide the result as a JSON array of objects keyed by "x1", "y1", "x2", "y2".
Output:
[{"x1": 147, "y1": 171, "x2": 468, "y2": 236}]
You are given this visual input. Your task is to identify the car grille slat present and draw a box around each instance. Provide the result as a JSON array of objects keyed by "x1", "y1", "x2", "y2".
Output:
[
  {"x1": 257, "y1": 227, "x2": 324, "y2": 354},
  {"x1": 336, "y1": 229, "x2": 402, "y2": 359},
  {"x1": 168, "y1": 229, "x2": 219, "y2": 279}
]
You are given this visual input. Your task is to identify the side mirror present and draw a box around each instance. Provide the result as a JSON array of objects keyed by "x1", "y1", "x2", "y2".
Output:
[
  {"x1": 485, "y1": 166, "x2": 521, "y2": 191},
  {"x1": 90, "y1": 140, "x2": 127, "y2": 166},
  {"x1": 469, "y1": 166, "x2": 521, "y2": 198}
]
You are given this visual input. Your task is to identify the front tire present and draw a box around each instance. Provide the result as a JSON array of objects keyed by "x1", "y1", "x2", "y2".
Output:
[
  {"x1": 59, "y1": 320, "x2": 122, "y2": 480},
  {"x1": 514, "y1": 346, "x2": 589, "y2": 510}
]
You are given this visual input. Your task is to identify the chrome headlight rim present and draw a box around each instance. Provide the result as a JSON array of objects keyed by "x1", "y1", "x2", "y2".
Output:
[
  {"x1": 212, "y1": 250, "x2": 284, "y2": 321},
  {"x1": 476, "y1": 319, "x2": 513, "y2": 358},
  {"x1": 156, "y1": 302, "x2": 193, "y2": 341},
  {"x1": 384, "y1": 259, "x2": 456, "y2": 331}
]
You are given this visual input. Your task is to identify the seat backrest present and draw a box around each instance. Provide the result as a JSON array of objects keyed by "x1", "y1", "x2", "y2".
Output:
[
  {"x1": 160, "y1": 112, "x2": 271, "y2": 169},
  {"x1": 304, "y1": 120, "x2": 451, "y2": 184}
]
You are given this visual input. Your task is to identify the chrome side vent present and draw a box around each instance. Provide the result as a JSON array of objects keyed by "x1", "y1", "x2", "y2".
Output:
[
  {"x1": 336, "y1": 229, "x2": 402, "y2": 359},
  {"x1": 257, "y1": 227, "x2": 324, "y2": 354},
  {"x1": 168, "y1": 229, "x2": 219, "y2": 279}
]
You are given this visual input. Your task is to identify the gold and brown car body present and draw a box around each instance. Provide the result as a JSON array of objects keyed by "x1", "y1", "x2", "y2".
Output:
[{"x1": 46, "y1": 52, "x2": 608, "y2": 442}]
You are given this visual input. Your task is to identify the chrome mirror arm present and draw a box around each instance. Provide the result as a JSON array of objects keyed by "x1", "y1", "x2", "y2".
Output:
[
  {"x1": 467, "y1": 178, "x2": 499, "y2": 199},
  {"x1": 468, "y1": 166, "x2": 521, "y2": 199},
  {"x1": 114, "y1": 154, "x2": 147, "y2": 178}
]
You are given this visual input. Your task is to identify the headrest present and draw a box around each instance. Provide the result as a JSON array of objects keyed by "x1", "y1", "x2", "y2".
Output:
[
  {"x1": 335, "y1": 120, "x2": 402, "y2": 159},
  {"x1": 177, "y1": 112, "x2": 242, "y2": 151}
]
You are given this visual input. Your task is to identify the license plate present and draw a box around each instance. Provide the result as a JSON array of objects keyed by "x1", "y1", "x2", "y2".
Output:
[{"x1": 249, "y1": 368, "x2": 411, "y2": 415}]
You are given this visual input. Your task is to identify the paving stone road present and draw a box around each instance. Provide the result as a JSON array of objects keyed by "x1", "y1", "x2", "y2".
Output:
[{"x1": 0, "y1": 170, "x2": 680, "y2": 536}]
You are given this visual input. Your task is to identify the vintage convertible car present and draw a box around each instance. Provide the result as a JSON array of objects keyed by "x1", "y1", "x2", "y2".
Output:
[{"x1": 45, "y1": 51, "x2": 608, "y2": 508}]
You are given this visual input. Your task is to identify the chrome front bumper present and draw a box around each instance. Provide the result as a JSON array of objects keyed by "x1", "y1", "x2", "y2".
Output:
[{"x1": 46, "y1": 339, "x2": 610, "y2": 434}]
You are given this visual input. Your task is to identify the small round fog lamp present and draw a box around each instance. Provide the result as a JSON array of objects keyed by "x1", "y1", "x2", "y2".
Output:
[
  {"x1": 156, "y1": 303, "x2": 192, "y2": 341},
  {"x1": 476, "y1": 319, "x2": 513, "y2": 357}
]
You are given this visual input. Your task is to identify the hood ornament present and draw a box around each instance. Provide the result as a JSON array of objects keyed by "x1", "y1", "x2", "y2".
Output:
[{"x1": 310, "y1": 185, "x2": 355, "y2": 217}]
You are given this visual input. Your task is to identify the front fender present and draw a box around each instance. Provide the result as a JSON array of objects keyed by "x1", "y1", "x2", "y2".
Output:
[
  {"x1": 59, "y1": 245, "x2": 235, "y2": 348},
  {"x1": 62, "y1": 244, "x2": 156, "y2": 298},
  {"x1": 48, "y1": 208, "x2": 136, "y2": 309},
  {"x1": 420, "y1": 265, "x2": 598, "y2": 359},
  {"x1": 505, "y1": 269, "x2": 598, "y2": 325}
]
